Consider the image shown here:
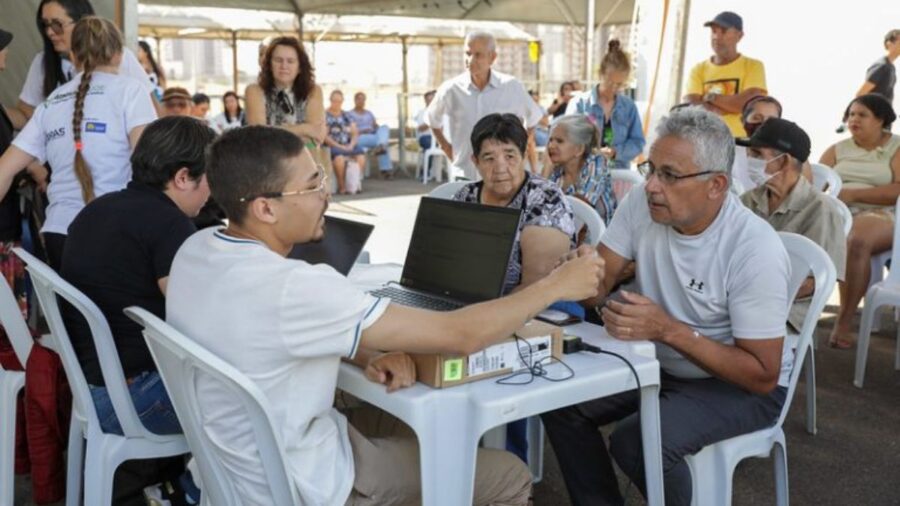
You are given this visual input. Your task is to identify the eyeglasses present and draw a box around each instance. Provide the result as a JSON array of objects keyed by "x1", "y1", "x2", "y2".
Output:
[
  {"x1": 238, "y1": 167, "x2": 328, "y2": 202},
  {"x1": 277, "y1": 90, "x2": 294, "y2": 116},
  {"x1": 637, "y1": 161, "x2": 715, "y2": 185},
  {"x1": 42, "y1": 19, "x2": 75, "y2": 35}
]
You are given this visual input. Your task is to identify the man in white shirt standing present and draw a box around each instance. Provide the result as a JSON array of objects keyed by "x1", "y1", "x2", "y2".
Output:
[
  {"x1": 426, "y1": 31, "x2": 543, "y2": 180},
  {"x1": 542, "y1": 107, "x2": 792, "y2": 506},
  {"x1": 166, "y1": 125, "x2": 603, "y2": 505}
]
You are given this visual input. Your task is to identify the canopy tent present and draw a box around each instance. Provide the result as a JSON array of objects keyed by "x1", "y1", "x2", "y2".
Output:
[{"x1": 140, "y1": 0, "x2": 635, "y2": 26}]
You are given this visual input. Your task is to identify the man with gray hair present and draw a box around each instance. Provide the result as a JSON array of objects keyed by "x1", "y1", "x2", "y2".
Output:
[
  {"x1": 542, "y1": 107, "x2": 792, "y2": 505},
  {"x1": 426, "y1": 31, "x2": 543, "y2": 180}
]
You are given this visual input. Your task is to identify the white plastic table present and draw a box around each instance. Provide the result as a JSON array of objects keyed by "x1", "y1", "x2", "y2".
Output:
[{"x1": 336, "y1": 321, "x2": 663, "y2": 505}]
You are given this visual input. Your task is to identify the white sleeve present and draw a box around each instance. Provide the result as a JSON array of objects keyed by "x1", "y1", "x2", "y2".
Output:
[
  {"x1": 727, "y1": 229, "x2": 790, "y2": 339},
  {"x1": 12, "y1": 105, "x2": 47, "y2": 163},
  {"x1": 122, "y1": 80, "x2": 159, "y2": 132},
  {"x1": 119, "y1": 48, "x2": 155, "y2": 95},
  {"x1": 517, "y1": 82, "x2": 543, "y2": 128},
  {"x1": 281, "y1": 266, "x2": 390, "y2": 359},
  {"x1": 426, "y1": 86, "x2": 449, "y2": 129},
  {"x1": 599, "y1": 182, "x2": 642, "y2": 260},
  {"x1": 19, "y1": 54, "x2": 47, "y2": 107}
]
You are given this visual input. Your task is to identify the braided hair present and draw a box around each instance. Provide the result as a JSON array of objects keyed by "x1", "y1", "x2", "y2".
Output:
[{"x1": 70, "y1": 16, "x2": 123, "y2": 203}]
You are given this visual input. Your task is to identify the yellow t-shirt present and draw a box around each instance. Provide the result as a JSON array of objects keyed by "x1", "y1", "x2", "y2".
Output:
[{"x1": 686, "y1": 55, "x2": 767, "y2": 137}]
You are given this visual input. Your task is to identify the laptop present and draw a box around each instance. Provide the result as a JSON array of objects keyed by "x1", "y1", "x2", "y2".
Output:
[
  {"x1": 288, "y1": 215, "x2": 374, "y2": 276},
  {"x1": 370, "y1": 197, "x2": 522, "y2": 311}
]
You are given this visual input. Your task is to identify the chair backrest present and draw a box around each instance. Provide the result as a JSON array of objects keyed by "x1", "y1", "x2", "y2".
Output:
[
  {"x1": 810, "y1": 163, "x2": 843, "y2": 197},
  {"x1": 776, "y1": 233, "x2": 837, "y2": 428},
  {"x1": 567, "y1": 196, "x2": 605, "y2": 246},
  {"x1": 822, "y1": 194, "x2": 853, "y2": 238},
  {"x1": 428, "y1": 181, "x2": 469, "y2": 199},
  {"x1": 124, "y1": 307, "x2": 299, "y2": 506},
  {"x1": 13, "y1": 247, "x2": 163, "y2": 441},
  {"x1": 610, "y1": 169, "x2": 643, "y2": 201},
  {"x1": 0, "y1": 274, "x2": 33, "y2": 367},
  {"x1": 883, "y1": 196, "x2": 900, "y2": 285}
]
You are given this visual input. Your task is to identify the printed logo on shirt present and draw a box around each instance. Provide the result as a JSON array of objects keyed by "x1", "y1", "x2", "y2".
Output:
[
  {"x1": 84, "y1": 122, "x2": 107, "y2": 133},
  {"x1": 45, "y1": 127, "x2": 66, "y2": 143},
  {"x1": 702, "y1": 78, "x2": 740, "y2": 96},
  {"x1": 686, "y1": 278, "x2": 705, "y2": 294}
]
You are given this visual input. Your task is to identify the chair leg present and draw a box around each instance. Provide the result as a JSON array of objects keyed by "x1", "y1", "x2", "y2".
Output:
[
  {"x1": 65, "y1": 420, "x2": 85, "y2": 506},
  {"x1": 83, "y1": 440, "x2": 116, "y2": 506},
  {"x1": 854, "y1": 297, "x2": 882, "y2": 388},
  {"x1": 803, "y1": 347, "x2": 817, "y2": 435},
  {"x1": 422, "y1": 155, "x2": 431, "y2": 184},
  {"x1": 895, "y1": 322, "x2": 900, "y2": 370},
  {"x1": 773, "y1": 441, "x2": 789, "y2": 506},
  {"x1": 0, "y1": 375, "x2": 24, "y2": 506}
]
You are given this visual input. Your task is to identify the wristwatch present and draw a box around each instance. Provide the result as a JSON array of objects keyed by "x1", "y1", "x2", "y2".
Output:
[{"x1": 703, "y1": 91, "x2": 720, "y2": 104}]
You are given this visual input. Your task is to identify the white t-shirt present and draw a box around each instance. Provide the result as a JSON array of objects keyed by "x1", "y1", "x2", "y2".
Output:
[
  {"x1": 13, "y1": 71, "x2": 157, "y2": 234},
  {"x1": 211, "y1": 111, "x2": 243, "y2": 133},
  {"x1": 166, "y1": 228, "x2": 390, "y2": 505},
  {"x1": 426, "y1": 69, "x2": 543, "y2": 180},
  {"x1": 19, "y1": 47, "x2": 153, "y2": 108},
  {"x1": 601, "y1": 183, "x2": 793, "y2": 386}
]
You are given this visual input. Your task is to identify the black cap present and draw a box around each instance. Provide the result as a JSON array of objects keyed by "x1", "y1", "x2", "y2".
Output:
[
  {"x1": 0, "y1": 29, "x2": 13, "y2": 51},
  {"x1": 703, "y1": 11, "x2": 743, "y2": 31},
  {"x1": 741, "y1": 118, "x2": 811, "y2": 163}
]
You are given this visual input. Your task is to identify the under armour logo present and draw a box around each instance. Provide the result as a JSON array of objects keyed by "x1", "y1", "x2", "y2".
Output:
[{"x1": 688, "y1": 279, "x2": 704, "y2": 293}]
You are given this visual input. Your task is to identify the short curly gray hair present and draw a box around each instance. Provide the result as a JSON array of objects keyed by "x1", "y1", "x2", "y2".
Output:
[{"x1": 655, "y1": 106, "x2": 734, "y2": 178}]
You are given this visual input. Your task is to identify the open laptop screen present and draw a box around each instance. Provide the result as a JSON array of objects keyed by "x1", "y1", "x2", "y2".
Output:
[
  {"x1": 400, "y1": 197, "x2": 521, "y2": 303},
  {"x1": 288, "y1": 215, "x2": 374, "y2": 275}
]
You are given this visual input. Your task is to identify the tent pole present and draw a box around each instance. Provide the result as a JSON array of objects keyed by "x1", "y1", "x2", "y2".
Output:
[
  {"x1": 399, "y1": 35, "x2": 410, "y2": 176},
  {"x1": 584, "y1": 0, "x2": 596, "y2": 83},
  {"x1": 231, "y1": 31, "x2": 239, "y2": 93}
]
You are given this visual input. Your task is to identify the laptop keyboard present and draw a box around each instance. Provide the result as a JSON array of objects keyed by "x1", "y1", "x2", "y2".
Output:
[{"x1": 371, "y1": 286, "x2": 464, "y2": 312}]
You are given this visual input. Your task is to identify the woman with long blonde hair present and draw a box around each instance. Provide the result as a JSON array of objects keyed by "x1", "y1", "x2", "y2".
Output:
[{"x1": 0, "y1": 16, "x2": 157, "y2": 270}]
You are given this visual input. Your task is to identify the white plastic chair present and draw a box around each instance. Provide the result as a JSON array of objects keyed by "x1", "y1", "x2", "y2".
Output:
[
  {"x1": 125, "y1": 307, "x2": 299, "y2": 506},
  {"x1": 0, "y1": 278, "x2": 33, "y2": 506},
  {"x1": 567, "y1": 196, "x2": 605, "y2": 246},
  {"x1": 12, "y1": 248, "x2": 190, "y2": 506},
  {"x1": 854, "y1": 196, "x2": 900, "y2": 388},
  {"x1": 428, "y1": 181, "x2": 469, "y2": 200},
  {"x1": 417, "y1": 135, "x2": 449, "y2": 184},
  {"x1": 685, "y1": 233, "x2": 837, "y2": 506},
  {"x1": 610, "y1": 169, "x2": 644, "y2": 201},
  {"x1": 823, "y1": 194, "x2": 853, "y2": 238},
  {"x1": 810, "y1": 163, "x2": 842, "y2": 197}
]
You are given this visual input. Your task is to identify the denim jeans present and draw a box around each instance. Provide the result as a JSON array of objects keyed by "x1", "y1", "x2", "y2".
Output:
[
  {"x1": 89, "y1": 370, "x2": 182, "y2": 435},
  {"x1": 534, "y1": 127, "x2": 549, "y2": 147},
  {"x1": 356, "y1": 125, "x2": 392, "y2": 172}
]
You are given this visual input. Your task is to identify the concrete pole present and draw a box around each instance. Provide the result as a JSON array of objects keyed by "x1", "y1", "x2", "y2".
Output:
[
  {"x1": 231, "y1": 31, "x2": 239, "y2": 93},
  {"x1": 399, "y1": 36, "x2": 410, "y2": 175},
  {"x1": 584, "y1": 0, "x2": 596, "y2": 83}
]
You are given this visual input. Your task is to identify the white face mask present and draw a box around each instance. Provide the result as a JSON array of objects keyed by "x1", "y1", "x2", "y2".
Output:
[{"x1": 746, "y1": 153, "x2": 786, "y2": 187}]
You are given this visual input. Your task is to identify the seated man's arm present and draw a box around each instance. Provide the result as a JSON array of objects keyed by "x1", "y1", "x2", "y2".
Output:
[
  {"x1": 344, "y1": 347, "x2": 416, "y2": 392},
  {"x1": 361, "y1": 253, "x2": 604, "y2": 356}
]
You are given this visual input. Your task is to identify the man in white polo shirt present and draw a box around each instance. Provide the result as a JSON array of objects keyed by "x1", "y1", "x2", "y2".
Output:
[
  {"x1": 542, "y1": 107, "x2": 791, "y2": 506},
  {"x1": 165, "y1": 125, "x2": 603, "y2": 505},
  {"x1": 426, "y1": 31, "x2": 543, "y2": 180}
]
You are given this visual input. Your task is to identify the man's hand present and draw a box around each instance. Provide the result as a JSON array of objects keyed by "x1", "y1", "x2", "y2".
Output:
[
  {"x1": 364, "y1": 351, "x2": 417, "y2": 392},
  {"x1": 556, "y1": 244, "x2": 597, "y2": 268},
  {"x1": 601, "y1": 290, "x2": 676, "y2": 341},
  {"x1": 547, "y1": 250, "x2": 603, "y2": 301}
]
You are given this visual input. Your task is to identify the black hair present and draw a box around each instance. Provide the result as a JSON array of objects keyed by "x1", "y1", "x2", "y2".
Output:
[
  {"x1": 741, "y1": 95, "x2": 783, "y2": 123},
  {"x1": 130, "y1": 116, "x2": 217, "y2": 191},
  {"x1": 222, "y1": 91, "x2": 242, "y2": 123},
  {"x1": 207, "y1": 126, "x2": 306, "y2": 224},
  {"x1": 137, "y1": 40, "x2": 165, "y2": 83},
  {"x1": 470, "y1": 113, "x2": 528, "y2": 157},
  {"x1": 843, "y1": 93, "x2": 897, "y2": 130},
  {"x1": 36, "y1": 0, "x2": 94, "y2": 99},
  {"x1": 192, "y1": 93, "x2": 210, "y2": 105}
]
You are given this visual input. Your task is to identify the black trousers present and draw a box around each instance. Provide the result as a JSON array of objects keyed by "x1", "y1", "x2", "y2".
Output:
[
  {"x1": 42, "y1": 232, "x2": 66, "y2": 272},
  {"x1": 541, "y1": 374, "x2": 786, "y2": 506}
]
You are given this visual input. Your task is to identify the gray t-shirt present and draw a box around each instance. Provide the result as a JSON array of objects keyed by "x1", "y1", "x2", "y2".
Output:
[
  {"x1": 865, "y1": 56, "x2": 896, "y2": 102},
  {"x1": 602, "y1": 184, "x2": 793, "y2": 386}
]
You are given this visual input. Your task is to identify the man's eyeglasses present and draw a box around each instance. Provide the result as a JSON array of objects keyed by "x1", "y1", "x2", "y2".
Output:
[
  {"x1": 41, "y1": 19, "x2": 75, "y2": 36},
  {"x1": 277, "y1": 90, "x2": 295, "y2": 116},
  {"x1": 238, "y1": 167, "x2": 328, "y2": 203},
  {"x1": 637, "y1": 161, "x2": 715, "y2": 185}
]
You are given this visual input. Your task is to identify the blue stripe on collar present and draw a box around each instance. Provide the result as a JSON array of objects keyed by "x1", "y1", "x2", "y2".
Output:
[{"x1": 213, "y1": 229, "x2": 261, "y2": 245}]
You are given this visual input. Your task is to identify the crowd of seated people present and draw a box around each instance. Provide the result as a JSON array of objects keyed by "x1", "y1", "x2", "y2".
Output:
[{"x1": 1, "y1": 2, "x2": 899, "y2": 505}]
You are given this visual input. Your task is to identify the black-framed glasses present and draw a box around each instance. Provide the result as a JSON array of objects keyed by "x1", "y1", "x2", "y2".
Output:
[
  {"x1": 238, "y1": 166, "x2": 328, "y2": 203},
  {"x1": 277, "y1": 90, "x2": 294, "y2": 116},
  {"x1": 41, "y1": 19, "x2": 75, "y2": 35},
  {"x1": 637, "y1": 161, "x2": 715, "y2": 185}
]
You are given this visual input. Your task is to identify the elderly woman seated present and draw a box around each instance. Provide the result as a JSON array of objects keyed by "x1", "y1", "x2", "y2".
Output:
[
  {"x1": 452, "y1": 113, "x2": 576, "y2": 295},
  {"x1": 545, "y1": 114, "x2": 617, "y2": 225},
  {"x1": 820, "y1": 94, "x2": 900, "y2": 348}
]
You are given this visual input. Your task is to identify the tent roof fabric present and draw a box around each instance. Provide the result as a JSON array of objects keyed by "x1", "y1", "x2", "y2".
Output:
[
  {"x1": 141, "y1": 0, "x2": 634, "y2": 26},
  {"x1": 138, "y1": 5, "x2": 539, "y2": 44}
]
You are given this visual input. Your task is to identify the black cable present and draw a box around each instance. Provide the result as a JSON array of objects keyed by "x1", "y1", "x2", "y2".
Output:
[{"x1": 495, "y1": 334, "x2": 575, "y2": 385}]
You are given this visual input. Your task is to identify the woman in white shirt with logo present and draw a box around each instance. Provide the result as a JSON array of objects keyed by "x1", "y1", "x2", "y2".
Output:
[
  {"x1": 7, "y1": 0, "x2": 155, "y2": 130},
  {"x1": 0, "y1": 16, "x2": 157, "y2": 270}
]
